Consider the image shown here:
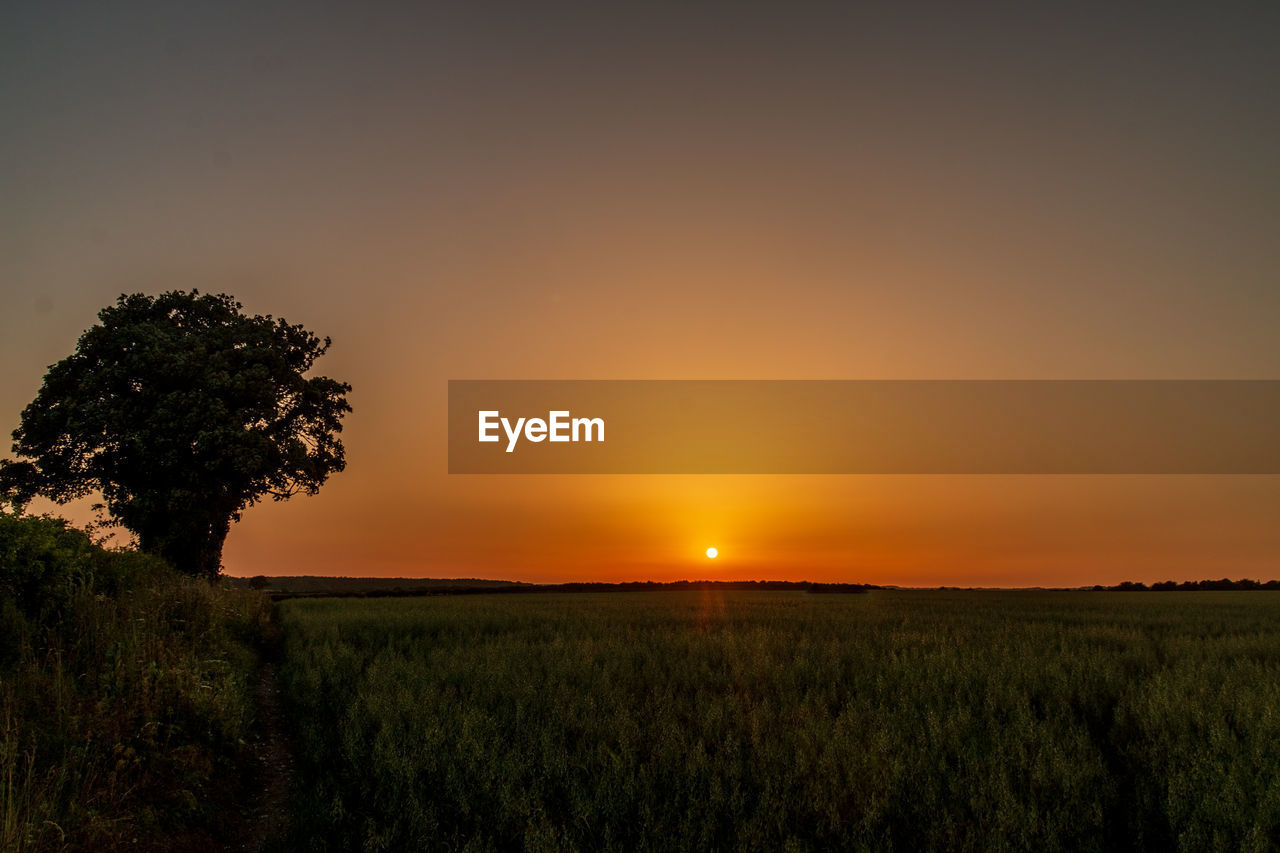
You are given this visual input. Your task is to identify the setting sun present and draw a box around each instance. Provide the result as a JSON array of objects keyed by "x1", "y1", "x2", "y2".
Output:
[{"x1": 705, "y1": 547, "x2": 718, "y2": 559}]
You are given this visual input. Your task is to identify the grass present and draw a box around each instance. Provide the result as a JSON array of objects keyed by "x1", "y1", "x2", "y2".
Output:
[
  {"x1": 0, "y1": 514, "x2": 271, "y2": 851},
  {"x1": 277, "y1": 589, "x2": 1280, "y2": 852}
]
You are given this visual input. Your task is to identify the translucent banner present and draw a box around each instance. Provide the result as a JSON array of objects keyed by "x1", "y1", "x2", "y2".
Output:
[{"x1": 447, "y1": 380, "x2": 1280, "y2": 474}]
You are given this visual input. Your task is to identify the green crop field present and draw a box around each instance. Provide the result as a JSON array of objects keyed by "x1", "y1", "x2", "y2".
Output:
[{"x1": 275, "y1": 591, "x2": 1280, "y2": 851}]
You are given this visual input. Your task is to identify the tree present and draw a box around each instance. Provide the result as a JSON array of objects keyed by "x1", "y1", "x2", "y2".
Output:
[{"x1": 0, "y1": 291, "x2": 351, "y2": 579}]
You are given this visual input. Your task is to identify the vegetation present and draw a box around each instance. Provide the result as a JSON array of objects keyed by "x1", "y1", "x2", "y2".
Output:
[
  {"x1": 227, "y1": 576, "x2": 533, "y2": 596},
  {"x1": 0, "y1": 290, "x2": 351, "y2": 578},
  {"x1": 0, "y1": 513, "x2": 271, "y2": 851},
  {"x1": 229, "y1": 576, "x2": 873, "y2": 599},
  {"x1": 10, "y1": 510, "x2": 1278, "y2": 852},
  {"x1": 278, "y1": 589, "x2": 1280, "y2": 852},
  {"x1": 1100, "y1": 578, "x2": 1280, "y2": 591}
]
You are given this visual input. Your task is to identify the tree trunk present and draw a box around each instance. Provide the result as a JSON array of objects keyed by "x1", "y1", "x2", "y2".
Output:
[
  {"x1": 143, "y1": 510, "x2": 232, "y2": 580},
  {"x1": 197, "y1": 515, "x2": 232, "y2": 581}
]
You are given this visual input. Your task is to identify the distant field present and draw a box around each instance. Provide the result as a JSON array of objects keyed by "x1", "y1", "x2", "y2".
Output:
[{"x1": 276, "y1": 591, "x2": 1280, "y2": 851}]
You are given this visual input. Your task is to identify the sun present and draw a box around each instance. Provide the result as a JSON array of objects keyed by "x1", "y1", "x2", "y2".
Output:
[{"x1": 705, "y1": 547, "x2": 718, "y2": 559}]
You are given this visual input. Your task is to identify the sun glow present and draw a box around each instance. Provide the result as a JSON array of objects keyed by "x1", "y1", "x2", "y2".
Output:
[{"x1": 705, "y1": 547, "x2": 718, "y2": 559}]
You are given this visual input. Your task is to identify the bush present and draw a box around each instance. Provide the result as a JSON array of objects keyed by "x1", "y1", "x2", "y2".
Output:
[
  {"x1": 89, "y1": 546, "x2": 173, "y2": 596},
  {"x1": 0, "y1": 513, "x2": 95, "y2": 618},
  {"x1": 0, "y1": 513, "x2": 272, "y2": 851}
]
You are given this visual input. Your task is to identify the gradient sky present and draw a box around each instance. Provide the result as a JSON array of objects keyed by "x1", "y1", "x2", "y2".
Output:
[{"x1": 3, "y1": 2, "x2": 1278, "y2": 585}]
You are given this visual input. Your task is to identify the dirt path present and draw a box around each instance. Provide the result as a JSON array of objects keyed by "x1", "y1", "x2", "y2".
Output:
[{"x1": 233, "y1": 661, "x2": 295, "y2": 852}]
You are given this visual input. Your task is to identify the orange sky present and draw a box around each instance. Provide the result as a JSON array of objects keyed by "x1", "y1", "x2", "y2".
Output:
[{"x1": 2, "y1": 3, "x2": 1278, "y2": 585}]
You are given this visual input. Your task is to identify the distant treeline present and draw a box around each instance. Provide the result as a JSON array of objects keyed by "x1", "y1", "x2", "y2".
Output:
[
  {"x1": 1096, "y1": 578, "x2": 1280, "y2": 592},
  {"x1": 231, "y1": 575, "x2": 1280, "y2": 598},
  {"x1": 228, "y1": 575, "x2": 529, "y2": 594},
  {"x1": 233, "y1": 576, "x2": 876, "y2": 599}
]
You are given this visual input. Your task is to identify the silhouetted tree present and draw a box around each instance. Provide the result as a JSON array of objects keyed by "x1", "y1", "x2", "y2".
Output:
[{"x1": 0, "y1": 291, "x2": 351, "y2": 579}]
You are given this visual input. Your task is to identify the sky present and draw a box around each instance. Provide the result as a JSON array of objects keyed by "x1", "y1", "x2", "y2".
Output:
[{"x1": 2, "y1": 1, "x2": 1278, "y2": 585}]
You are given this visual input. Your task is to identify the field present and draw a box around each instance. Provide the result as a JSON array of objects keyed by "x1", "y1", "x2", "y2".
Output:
[{"x1": 276, "y1": 590, "x2": 1280, "y2": 851}]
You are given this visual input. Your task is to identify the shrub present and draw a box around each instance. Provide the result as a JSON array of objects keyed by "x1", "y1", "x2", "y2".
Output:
[
  {"x1": 0, "y1": 513, "x2": 271, "y2": 851},
  {"x1": 0, "y1": 513, "x2": 95, "y2": 619}
]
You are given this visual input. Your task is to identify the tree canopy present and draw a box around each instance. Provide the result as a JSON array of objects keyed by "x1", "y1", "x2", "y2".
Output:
[{"x1": 1, "y1": 291, "x2": 351, "y2": 578}]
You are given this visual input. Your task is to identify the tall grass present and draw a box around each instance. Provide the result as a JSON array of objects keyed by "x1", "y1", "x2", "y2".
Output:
[
  {"x1": 278, "y1": 590, "x2": 1280, "y2": 851},
  {"x1": 0, "y1": 514, "x2": 271, "y2": 851}
]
